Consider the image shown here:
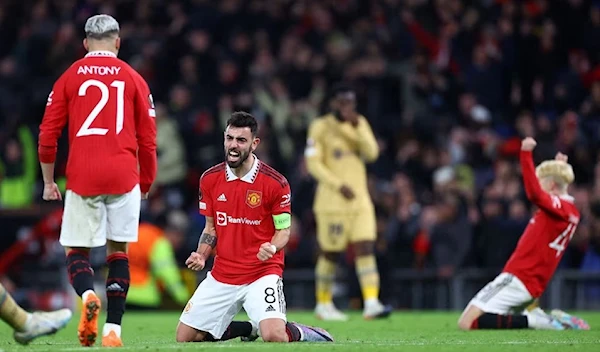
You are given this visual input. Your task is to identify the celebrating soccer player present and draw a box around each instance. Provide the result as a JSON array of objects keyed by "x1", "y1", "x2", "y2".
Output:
[
  {"x1": 38, "y1": 15, "x2": 157, "y2": 347},
  {"x1": 458, "y1": 137, "x2": 586, "y2": 330},
  {"x1": 176, "y1": 112, "x2": 333, "y2": 343},
  {"x1": 305, "y1": 84, "x2": 391, "y2": 321}
]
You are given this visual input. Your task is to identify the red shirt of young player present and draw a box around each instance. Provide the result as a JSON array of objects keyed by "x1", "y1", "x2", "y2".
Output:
[
  {"x1": 199, "y1": 157, "x2": 291, "y2": 285},
  {"x1": 38, "y1": 51, "x2": 157, "y2": 196},
  {"x1": 502, "y1": 150, "x2": 580, "y2": 297}
]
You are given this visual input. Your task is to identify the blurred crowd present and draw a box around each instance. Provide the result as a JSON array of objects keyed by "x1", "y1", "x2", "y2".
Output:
[{"x1": 1, "y1": 0, "x2": 600, "y2": 299}]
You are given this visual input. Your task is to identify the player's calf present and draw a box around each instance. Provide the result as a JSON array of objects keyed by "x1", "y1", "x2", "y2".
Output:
[
  {"x1": 176, "y1": 321, "x2": 255, "y2": 342},
  {"x1": 65, "y1": 249, "x2": 95, "y2": 297},
  {"x1": 458, "y1": 305, "x2": 564, "y2": 331},
  {"x1": 105, "y1": 252, "x2": 129, "y2": 333}
]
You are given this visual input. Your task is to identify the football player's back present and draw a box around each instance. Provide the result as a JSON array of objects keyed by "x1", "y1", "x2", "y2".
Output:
[
  {"x1": 40, "y1": 29, "x2": 155, "y2": 196},
  {"x1": 63, "y1": 54, "x2": 141, "y2": 193}
]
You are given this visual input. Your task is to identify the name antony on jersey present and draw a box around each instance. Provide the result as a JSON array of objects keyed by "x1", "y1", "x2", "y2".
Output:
[{"x1": 77, "y1": 65, "x2": 122, "y2": 75}]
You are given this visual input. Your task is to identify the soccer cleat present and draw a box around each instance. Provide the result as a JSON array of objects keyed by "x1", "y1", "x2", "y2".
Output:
[
  {"x1": 291, "y1": 322, "x2": 334, "y2": 342},
  {"x1": 13, "y1": 309, "x2": 73, "y2": 345},
  {"x1": 314, "y1": 303, "x2": 349, "y2": 321},
  {"x1": 78, "y1": 292, "x2": 101, "y2": 346},
  {"x1": 528, "y1": 312, "x2": 568, "y2": 330},
  {"x1": 102, "y1": 330, "x2": 123, "y2": 347},
  {"x1": 363, "y1": 301, "x2": 393, "y2": 320},
  {"x1": 551, "y1": 309, "x2": 590, "y2": 330},
  {"x1": 240, "y1": 321, "x2": 259, "y2": 342}
]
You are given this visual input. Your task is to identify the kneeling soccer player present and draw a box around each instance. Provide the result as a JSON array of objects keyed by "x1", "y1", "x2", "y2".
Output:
[
  {"x1": 458, "y1": 138, "x2": 586, "y2": 331},
  {"x1": 176, "y1": 112, "x2": 333, "y2": 343}
]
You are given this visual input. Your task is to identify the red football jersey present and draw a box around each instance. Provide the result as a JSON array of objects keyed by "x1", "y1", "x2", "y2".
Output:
[
  {"x1": 503, "y1": 151, "x2": 580, "y2": 297},
  {"x1": 38, "y1": 51, "x2": 157, "y2": 196},
  {"x1": 198, "y1": 157, "x2": 292, "y2": 285}
]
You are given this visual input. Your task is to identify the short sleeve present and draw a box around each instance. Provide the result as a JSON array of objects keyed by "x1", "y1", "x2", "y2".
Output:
[
  {"x1": 198, "y1": 176, "x2": 213, "y2": 216},
  {"x1": 271, "y1": 181, "x2": 291, "y2": 215}
]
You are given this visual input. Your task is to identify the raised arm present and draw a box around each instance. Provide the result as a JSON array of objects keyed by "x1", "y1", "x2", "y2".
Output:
[{"x1": 520, "y1": 138, "x2": 569, "y2": 219}]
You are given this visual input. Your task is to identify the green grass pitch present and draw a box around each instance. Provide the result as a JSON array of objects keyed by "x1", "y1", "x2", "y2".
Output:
[{"x1": 0, "y1": 311, "x2": 599, "y2": 351}]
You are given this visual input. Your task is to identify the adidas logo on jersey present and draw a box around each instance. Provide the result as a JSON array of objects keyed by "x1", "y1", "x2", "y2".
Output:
[
  {"x1": 217, "y1": 194, "x2": 227, "y2": 202},
  {"x1": 265, "y1": 305, "x2": 276, "y2": 312}
]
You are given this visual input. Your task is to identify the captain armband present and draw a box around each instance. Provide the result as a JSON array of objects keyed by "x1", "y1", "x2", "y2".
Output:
[{"x1": 273, "y1": 213, "x2": 291, "y2": 230}]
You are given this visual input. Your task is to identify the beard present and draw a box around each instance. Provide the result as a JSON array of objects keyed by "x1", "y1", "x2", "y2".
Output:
[{"x1": 225, "y1": 146, "x2": 251, "y2": 168}]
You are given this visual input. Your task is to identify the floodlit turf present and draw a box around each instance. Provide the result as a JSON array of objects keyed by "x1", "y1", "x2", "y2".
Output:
[{"x1": 1, "y1": 311, "x2": 599, "y2": 351}]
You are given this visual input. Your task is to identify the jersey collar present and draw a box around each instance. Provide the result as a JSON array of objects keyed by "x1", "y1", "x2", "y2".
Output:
[
  {"x1": 226, "y1": 155, "x2": 260, "y2": 183},
  {"x1": 85, "y1": 51, "x2": 117, "y2": 58}
]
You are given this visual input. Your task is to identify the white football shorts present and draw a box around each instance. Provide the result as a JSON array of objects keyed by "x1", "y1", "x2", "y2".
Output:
[
  {"x1": 468, "y1": 272, "x2": 534, "y2": 314},
  {"x1": 60, "y1": 184, "x2": 141, "y2": 248},
  {"x1": 179, "y1": 272, "x2": 287, "y2": 339}
]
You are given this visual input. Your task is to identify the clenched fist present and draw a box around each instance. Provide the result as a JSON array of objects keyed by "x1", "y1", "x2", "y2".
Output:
[
  {"x1": 42, "y1": 182, "x2": 62, "y2": 201},
  {"x1": 521, "y1": 137, "x2": 537, "y2": 152},
  {"x1": 257, "y1": 242, "x2": 277, "y2": 262},
  {"x1": 185, "y1": 252, "x2": 205, "y2": 271},
  {"x1": 555, "y1": 152, "x2": 568, "y2": 162}
]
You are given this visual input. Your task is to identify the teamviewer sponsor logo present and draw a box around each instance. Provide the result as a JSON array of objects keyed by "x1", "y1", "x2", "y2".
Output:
[
  {"x1": 215, "y1": 211, "x2": 261, "y2": 226},
  {"x1": 227, "y1": 216, "x2": 262, "y2": 226},
  {"x1": 216, "y1": 211, "x2": 228, "y2": 226}
]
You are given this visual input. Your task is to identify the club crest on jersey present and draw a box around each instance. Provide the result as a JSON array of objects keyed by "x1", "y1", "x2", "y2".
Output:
[{"x1": 246, "y1": 190, "x2": 262, "y2": 208}]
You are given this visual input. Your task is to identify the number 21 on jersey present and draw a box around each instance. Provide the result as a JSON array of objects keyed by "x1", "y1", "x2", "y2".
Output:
[
  {"x1": 76, "y1": 79, "x2": 125, "y2": 137},
  {"x1": 549, "y1": 222, "x2": 577, "y2": 257}
]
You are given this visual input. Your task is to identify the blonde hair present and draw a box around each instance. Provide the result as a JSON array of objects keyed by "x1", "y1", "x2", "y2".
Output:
[{"x1": 535, "y1": 160, "x2": 575, "y2": 189}]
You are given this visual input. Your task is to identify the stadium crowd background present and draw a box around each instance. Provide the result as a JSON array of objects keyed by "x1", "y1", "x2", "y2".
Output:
[{"x1": 1, "y1": 0, "x2": 600, "y2": 309}]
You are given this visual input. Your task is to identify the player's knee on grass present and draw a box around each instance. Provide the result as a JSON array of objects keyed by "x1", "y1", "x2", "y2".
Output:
[
  {"x1": 352, "y1": 240, "x2": 375, "y2": 257},
  {"x1": 457, "y1": 316, "x2": 474, "y2": 331},
  {"x1": 259, "y1": 319, "x2": 288, "y2": 343},
  {"x1": 457, "y1": 305, "x2": 483, "y2": 331},
  {"x1": 175, "y1": 322, "x2": 208, "y2": 342}
]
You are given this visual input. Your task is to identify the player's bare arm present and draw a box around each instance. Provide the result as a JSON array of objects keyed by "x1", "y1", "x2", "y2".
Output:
[
  {"x1": 185, "y1": 216, "x2": 216, "y2": 271},
  {"x1": 257, "y1": 209, "x2": 292, "y2": 261},
  {"x1": 257, "y1": 227, "x2": 291, "y2": 262},
  {"x1": 40, "y1": 163, "x2": 62, "y2": 201}
]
